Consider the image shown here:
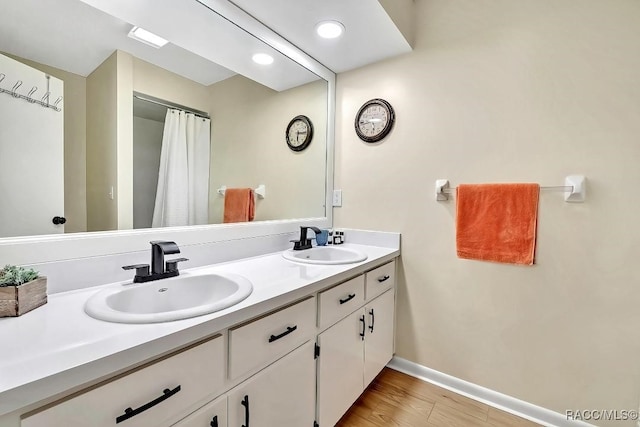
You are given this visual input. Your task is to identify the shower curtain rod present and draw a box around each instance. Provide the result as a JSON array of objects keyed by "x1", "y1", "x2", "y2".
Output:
[{"x1": 133, "y1": 92, "x2": 210, "y2": 119}]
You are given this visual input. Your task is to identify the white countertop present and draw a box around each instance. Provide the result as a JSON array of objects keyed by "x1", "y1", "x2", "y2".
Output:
[{"x1": 0, "y1": 243, "x2": 398, "y2": 416}]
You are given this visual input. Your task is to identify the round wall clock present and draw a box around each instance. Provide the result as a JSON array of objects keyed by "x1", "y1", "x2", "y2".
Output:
[
  {"x1": 354, "y1": 98, "x2": 395, "y2": 143},
  {"x1": 286, "y1": 115, "x2": 314, "y2": 152}
]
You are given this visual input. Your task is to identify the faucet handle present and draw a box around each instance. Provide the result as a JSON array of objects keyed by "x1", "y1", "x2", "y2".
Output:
[
  {"x1": 165, "y1": 258, "x2": 189, "y2": 273},
  {"x1": 290, "y1": 239, "x2": 311, "y2": 251},
  {"x1": 122, "y1": 264, "x2": 150, "y2": 277}
]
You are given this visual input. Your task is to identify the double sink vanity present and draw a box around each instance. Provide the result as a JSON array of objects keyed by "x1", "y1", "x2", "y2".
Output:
[
  {"x1": 0, "y1": 0, "x2": 407, "y2": 424},
  {"x1": 0, "y1": 236, "x2": 399, "y2": 427}
]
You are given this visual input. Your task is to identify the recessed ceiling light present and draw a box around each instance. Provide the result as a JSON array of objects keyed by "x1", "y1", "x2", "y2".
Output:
[
  {"x1": 316, "y1": 20, "x2": 345, "y2": 39},
  {"x1": 128, "y1": 26, "x2": 169, "y2": 48},
  {"x1": 252, "y1": 53, "x2": 274, "y2": 65}
]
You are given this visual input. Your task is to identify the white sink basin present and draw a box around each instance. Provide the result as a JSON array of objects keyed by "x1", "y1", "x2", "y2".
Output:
[
  {"x1": 282, "y1": 246, "x2": 368, "y2": 265},
  {"x1": 85, "y1": 272, "x2": 253, "y2": 323}
]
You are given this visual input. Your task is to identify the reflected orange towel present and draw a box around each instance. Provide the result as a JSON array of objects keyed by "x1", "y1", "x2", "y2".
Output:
[
  {"x1": 223, "y1": 188, "x2": 255, "y2": 223},
  {"x1": 456, "y1": 183, "x2": 540, "y2": 265}
]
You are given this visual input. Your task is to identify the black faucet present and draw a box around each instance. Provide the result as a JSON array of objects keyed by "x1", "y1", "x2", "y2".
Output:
[
  {"x1": 123, "y1": 241, "x2": 189, "y2": 283},
  {"x1": 291, "y1": 226, "x2": 322, "y2": 250}
]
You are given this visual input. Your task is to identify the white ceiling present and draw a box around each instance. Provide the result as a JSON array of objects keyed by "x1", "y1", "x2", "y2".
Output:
[
  {"x1": 229, "y1": 0, "x2": 413, "y2": 73},
  {"x1": 0, "y1": 0, "x2": 235, "y2": 86},
  {"x1": 0, "y1": 0, "x2": 411, "y2": 90},
  {"x1": 78, "y1": 0, "x2": 320, "y2": 91}
]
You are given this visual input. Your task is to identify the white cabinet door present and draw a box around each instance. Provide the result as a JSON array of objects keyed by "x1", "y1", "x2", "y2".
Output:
[
  {"x1": 0, "y1": 54, "x2": 64, "y2": 238},
  {"x1": 317, "y1": 309, "x2": 365, "y2": 427},
  {"x1": 172, "y1": 395, "x2": 226, "y2": 427},
  {"x1": 227, "y1": 341, "x2": 315, "y2": 427},
  {"x1": 364, "y1": 289, "x2": 395, "y2": 387}
]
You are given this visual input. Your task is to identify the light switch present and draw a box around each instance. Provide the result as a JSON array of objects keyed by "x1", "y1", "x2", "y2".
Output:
[{"x1": 333, "y1": 189, "x2": 342, "y2": 207}]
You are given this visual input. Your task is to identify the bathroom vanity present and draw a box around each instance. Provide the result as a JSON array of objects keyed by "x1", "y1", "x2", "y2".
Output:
[
  {"x1": 0, "y1": 242, "x2": 399, "y2": 427},
  {"x1": 0, "y1": 0, "x2": 407, "y2": 424}
]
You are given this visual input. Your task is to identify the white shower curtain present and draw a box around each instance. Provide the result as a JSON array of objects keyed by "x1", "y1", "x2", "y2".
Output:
[{"x1": 152, "y1": 109, "x2": 211, "y2": 228}]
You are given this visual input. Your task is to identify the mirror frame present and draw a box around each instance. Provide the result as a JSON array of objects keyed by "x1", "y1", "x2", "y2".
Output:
[{"x1": 0, "y1": 0, "x2": 335, "y2": 266}]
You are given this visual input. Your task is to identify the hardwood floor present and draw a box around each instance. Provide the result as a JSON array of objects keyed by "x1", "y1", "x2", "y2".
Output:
[{"x1": 336, "y1": 368, "x2": 541, "y2": 427}]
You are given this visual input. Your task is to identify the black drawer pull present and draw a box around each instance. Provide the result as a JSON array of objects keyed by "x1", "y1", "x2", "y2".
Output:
[
  {"x1": 369, "y1": 308, "x2": 375, "y2": 333},
  {"x1": 241, "y1": 395, "x2": 250, "y2": 427},
  {"x1": 268, "y1": 325, "x2": 297, "y2": 343},
  {"x1": 377, "y1": 275, "x2": 390, "y2": 283},
  {"x1": 210, "y1": 415, "x2": 218, "y2": 427},
  {"x1": 115, "y1": 385, "x2": 181, "y2": 424},
  {"x1": 339, "y1": 294, "x2": 356, "y2": 305},
  {"x1": 359, "y1": 315, "x2": 366, "y2": 340}
]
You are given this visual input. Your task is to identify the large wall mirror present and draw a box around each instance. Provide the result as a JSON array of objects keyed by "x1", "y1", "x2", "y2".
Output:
[{"x1": 0, "y1": 0, "x2": 331, "y2": 240}]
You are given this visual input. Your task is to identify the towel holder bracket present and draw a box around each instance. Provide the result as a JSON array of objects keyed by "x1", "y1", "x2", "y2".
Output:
[
  {"x1": 435, "y1": 179, "x2": 450, "y2": 201},
  {"x1": 434, "y1": 175, "x2": 586, "y2": 203},
  {"x1": 217, "y1": 184, "x2": 266, "y2": 199},
  {"x1": 564, "y1": 175, "x2": 585, "y2": 203}
]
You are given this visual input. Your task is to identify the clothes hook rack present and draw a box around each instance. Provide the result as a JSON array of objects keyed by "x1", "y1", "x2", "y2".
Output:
[{"x1": 0, "y1": 72, "x2": 62, "y2": 112}]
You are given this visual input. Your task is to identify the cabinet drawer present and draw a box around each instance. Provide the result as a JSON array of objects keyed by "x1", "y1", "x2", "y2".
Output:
[
  {"x1": 21, "y1": 335, "x2": 225, "y2": 427},
  {"x1": 318, "y1": 275, "x2": 365, "y2": 329},
  {"x1": 365, "y1": 261, "x2": 395, "y2": 300},
  {"x1": 229, "y1": 297, "x2": 316, "y2": 380}
]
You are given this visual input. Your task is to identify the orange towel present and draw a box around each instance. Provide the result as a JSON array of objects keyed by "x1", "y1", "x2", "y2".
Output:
[
  {"x1": 223, "y1": 188, "x2": 255, "y2": 223},
  {"x1": 456, "y1": 183, "x2": 540, "y2": 265}
]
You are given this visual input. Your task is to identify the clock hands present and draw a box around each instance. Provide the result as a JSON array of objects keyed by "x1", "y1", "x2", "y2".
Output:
[{"x1": 286, "y1": 115, "x2": 313, "y2": 151}]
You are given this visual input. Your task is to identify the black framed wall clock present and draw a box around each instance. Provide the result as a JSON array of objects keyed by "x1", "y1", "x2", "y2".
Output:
[
  {"x1": 354, "y1": 98, "x2": 395, "y2": 143},
  {"x1": 286, "y1": 115, "x2": 314, "y2": 152}
]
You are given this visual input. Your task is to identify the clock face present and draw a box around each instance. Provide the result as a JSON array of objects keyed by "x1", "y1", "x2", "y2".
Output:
[
  {"x1": 354, "y1": 99, "x2": 395, "y2": 143},
  {"x1": 286, "y1": 115, "x2": 313, "y2": 151}
]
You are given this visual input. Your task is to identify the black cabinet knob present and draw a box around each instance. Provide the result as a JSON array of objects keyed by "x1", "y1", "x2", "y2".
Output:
[{"x1": 52, "y1": 216, "x2": 66, "y2": 225}]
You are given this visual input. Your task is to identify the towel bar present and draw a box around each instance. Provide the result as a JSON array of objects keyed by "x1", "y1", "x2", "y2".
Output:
[
  {"x1": 434, "y1": 175, "x2": 586, "y2": 203},
  {"x1": 217, "y1": 184, "x2": 266, "y2": 199}
]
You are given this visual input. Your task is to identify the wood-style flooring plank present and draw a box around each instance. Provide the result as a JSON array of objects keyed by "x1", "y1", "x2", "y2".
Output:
[
  {"x1": 487, "y1": 407, "x2": 541, "y2": 427},
  {"x1": 378, "y1": 368, "x2": 489, "y2": 420},
  {"x1": 336, "y1": 368, "x2": 541, "y2": 427}
]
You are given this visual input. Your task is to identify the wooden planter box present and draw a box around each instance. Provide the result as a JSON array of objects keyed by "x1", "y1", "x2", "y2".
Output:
[{"x1": 0, "y1": 276, "x2": 47, "y2": 317}]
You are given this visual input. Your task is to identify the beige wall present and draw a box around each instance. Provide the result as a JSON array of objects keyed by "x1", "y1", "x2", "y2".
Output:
[
  {"x1": 3, "y1": 53, "x2": 87, "y2": 233},
  {"x1": 116, "y1": 51, "x2": 134, "y2": 230},
  {"x1": 86, "y1": 52, "x2": 118, "y2": 232},
  {"x1": 335, "y1": 1, "x2": 640, "y2": 425},
  {"x1": 208, "y1": 76, "x2": 327, "y2": 223}
]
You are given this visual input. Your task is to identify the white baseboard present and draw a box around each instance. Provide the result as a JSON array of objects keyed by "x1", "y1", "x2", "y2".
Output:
[{"x1": 387, "y1": 357, "x2": 595, "y2": 427}]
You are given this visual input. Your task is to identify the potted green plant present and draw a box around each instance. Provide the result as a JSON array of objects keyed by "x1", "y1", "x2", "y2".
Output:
[{"x1": 0, "y1": 265, "x2": 47, "y2": 317}]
